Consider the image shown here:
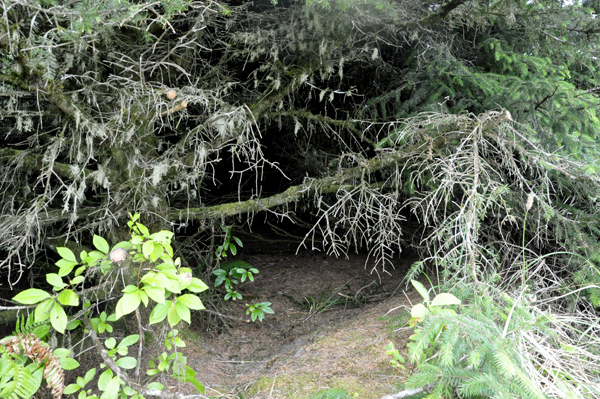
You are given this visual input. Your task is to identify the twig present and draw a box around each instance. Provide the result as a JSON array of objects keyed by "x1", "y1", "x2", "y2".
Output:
[
  {"x1": 82, "y1": 318, "x2": 208, "y2": 399},
  {"x1": 161, "y1": 101, "x2": 188, "y2": 116},
  {"x1": 378, "y1": 387, "x2": 427, "y2": 399},
  {"x1": 135, "y1": 308, "x2": 143, "y2": 379},
  {"x1": 203, "y1": 308, "x2": 250, "y2": 323}
]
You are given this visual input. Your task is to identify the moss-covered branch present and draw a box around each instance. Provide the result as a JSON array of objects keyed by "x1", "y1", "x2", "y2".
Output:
[{"x1": 0, "y1": 148, "x2": 93, "y2": 182}]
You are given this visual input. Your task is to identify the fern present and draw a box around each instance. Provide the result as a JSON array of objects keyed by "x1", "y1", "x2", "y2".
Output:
[
  {"x1": 0, "y1": 334, "x2": 65, "y2": 399},
  {"x1": 13, "y1": 315, "x2": 50, "y2": 340},
  {"x1": 0, "y1": 350, "x2": 40, "y2": 399}
]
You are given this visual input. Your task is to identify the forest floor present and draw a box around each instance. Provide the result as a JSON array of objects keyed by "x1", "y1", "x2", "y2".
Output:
[{"x1": 179, "y1": 248, "x2": 424, "y2": 399}]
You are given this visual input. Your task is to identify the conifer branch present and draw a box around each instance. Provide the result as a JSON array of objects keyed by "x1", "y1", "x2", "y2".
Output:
[{"x1": 398, "y1": 0, "x2": 468, "y2": 30}]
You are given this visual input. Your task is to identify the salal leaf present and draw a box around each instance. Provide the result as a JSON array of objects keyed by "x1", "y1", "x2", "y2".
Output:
[
  {"x1": 57, "y1": 247, "x2": 77, "y2": 262},
  {"x1": 431, "y1": 293, "x2": 462, "y2": 307},
  {"x1": 13, "y1": 288, "x2": 51, "y2": 305},
  {"x1": 115, "y1": 357, "x2": 137, "y2": 370},
  {"x1": 187, "y1": 278, "x2": 209, "y2": 293},
  {"x1": 116, "y1": 292, "x2": 141, "y2": 319},
  {"x1": 143, "y1": 286, "x2": 165, "y2": 304},
  {"x1": 174, "y1": 301, "x2": 191, "y2": 324},
  {"x1": 58, "y1": 289, "x2": 79, "y2": 306},
  {"x1": 177, "y1": 294, "x2": 205, "y2": 310},
  {"x1": 51, "y1": 303, "x2": 68, "y2": 333},
  {"x1": 93, "y1": 235, "x2": 110, "y2": 254},
  {"x1": 411, "y1": 280, "x2": 430, "y2": 304},
  {"x1": 167, "y1": 302, "x2": 182, "y2": 326},
  {"x1": 149, "y1": 302, "x2": 170, "y2": 325}
]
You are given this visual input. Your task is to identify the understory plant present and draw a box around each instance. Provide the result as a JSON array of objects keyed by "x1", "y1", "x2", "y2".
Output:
[
  {"x1": 401, "y1": 279, "x2": 600, "y2": 398},
  {"x1": 212, "y1": 225, "x2": 273, "y2": 322},
  {"x1": 1, "y1": 213, "x2": 210, "y2": 399}
]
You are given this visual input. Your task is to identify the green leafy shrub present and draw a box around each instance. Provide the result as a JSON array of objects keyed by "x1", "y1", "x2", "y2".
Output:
[
  {"x1": 4, "y1": 213, "x2": 209, "y2": 399},
  {"x1": 212, "y1": 225, "x2": 274, "y2": 321}
]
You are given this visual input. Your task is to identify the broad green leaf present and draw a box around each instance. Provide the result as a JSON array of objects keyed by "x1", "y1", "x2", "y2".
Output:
[
  {"x1": 101, "y1": 377, "x2": 120, "y2": 399},
  {"x1": 430, "y1": 293, "x2": 462, "y2": 307},
  {"x1": 115, "y1": 357, "x2": 137, "y2": 370},
  {"x1": 93, "y1": 235, "x2": 110, "y2": 254},
  {"x1": 67, "y1": 319, "x2": 81, "y2": 330},
  {"x1": 177, "y1": 294, "x2": 205, "y2": 310},
  {"x1": 51, "y1": 303, "x2": 68, "y2": 333},
  {"x1": 149, "y1": 302, "x2": 170, "y2": 325},
  {"x1": 137, "y1": 223, "x2": 150, "y2": 237},
  {"x1": 168, "y1": 302, "x2": 182, "y2": 326},
  {"x1": 122, "y1": 285, "x2": 138, "y2": 294},
  {"x1": 54, "y1": 348, "x2": 70, "y2": 358},
  {"x1": 142, "y1": 240, "x2": 154, "y2": 258},
  {"x1": 139, "y1": 290, "x2": 148, "y2": 307},
  {"x1": 118, "y1": 335, "x2": 140, "y2": 348},
  {"x1": 112, "y1": 241, "x2": 132, "y2": 250},
  {"x1": 63, "y1": 384, "x2": 81, "y2": 395},
  {"x1": 188, "y1": 278, "x2": 209, "y2": 293},
  {"x1": 146, "y1": 382, "x2": 164, "y2": 390},
  {"x1": 105, "y1": 338, "x2": 116, "y2": 349},
  {"x1": 411, "y1": 280, "x2": 430, "y2": 304},
  {"x1": 143, "y1": 286, "x2": 165, "y2": 304},
  {"x1": 47, "y1": 273, "x2": 67, "y2": 290},
  {"x1": 86, "y1": 250, "x2": 105, "y2": 261},
  {"x1": 14, "y1": 288, "x2": 51, "y2": 305},
  {"x1": 116, "y1": 292, "x2": 141, "y2": 319},
  {"x1": 262, "y1": 306, "x2": 275, "y2": 314},
  {"x1": 60, "y1": 357, "x2": 80, "y2": 370},
  {"x1": 98, "y1": 369, "x2": 113, "y2": 391},
  {"x1": 163, "y1": 243, "x2": 174, "y2": 258},
  {"x1": 57, "y1": 247, "x2": 77, "y2": 262},
  {"x1": 34, "y1": 298, "x2": 54, "y2": 322},
  {"x1": 83, "y1": 368, "x2": 96, "y2": 385},
  {"x1": 149, "y1": 230, "x2": 173, "y2": 243},
  {"x1": 411, "y1": 303, "x2": 429, "y2": 319},
  {"x1": 145, "y1": 272, "x2": 180, "y2": 294},
  {"x1": 58, "y1": 289, "x2": 79, "y2": 306},
  {"x1": 71, "y1": 276, "x2": 85, "y2": 285},
  {"x1": 174, "y1": 301, "x2": 191, "y2": 324},
  {"x1": 150, "y1": 244, "x2": 164, "y2": 262},
  {"x1": 56, "y1": 259, "x2": 78, "y2": 277}
]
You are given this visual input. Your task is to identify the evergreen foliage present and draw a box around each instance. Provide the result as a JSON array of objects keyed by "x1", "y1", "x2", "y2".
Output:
[{"x1": 405, "y1": 285, "x2": 600, "y2": 398}]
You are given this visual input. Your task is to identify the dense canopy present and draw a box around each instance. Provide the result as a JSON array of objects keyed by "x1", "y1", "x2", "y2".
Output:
[{"x1": 2, "y1": 0, "x2": 600, "y2": 287}]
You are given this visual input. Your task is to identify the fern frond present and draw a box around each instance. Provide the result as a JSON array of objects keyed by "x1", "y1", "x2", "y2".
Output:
[
  {"x1": 13, "y1": 314, "x2": 50, "y2": 339},
  {"x1": 0, "y1": 351, "x2": 40, "y2": 399},
  {"x1": 1, "y1": 334, "x2": 65, "y2": 399}
]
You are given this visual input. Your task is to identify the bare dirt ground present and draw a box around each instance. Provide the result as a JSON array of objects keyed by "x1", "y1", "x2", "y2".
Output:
[{"x1": 181, "y1": 249, "x2": 424, "y2": 399}]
